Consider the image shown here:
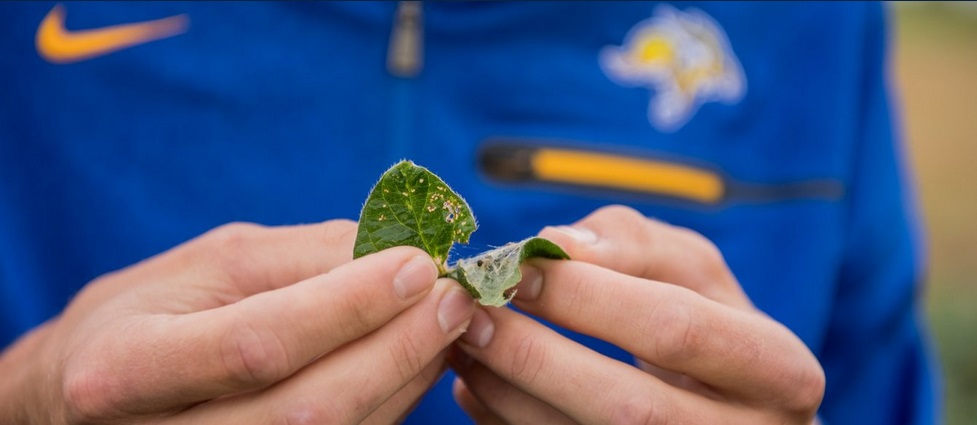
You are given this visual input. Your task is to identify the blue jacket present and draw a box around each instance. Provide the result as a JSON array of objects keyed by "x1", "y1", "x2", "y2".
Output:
[{"x1": 0, "y1": 2, "x2": 939, "y2": 424}]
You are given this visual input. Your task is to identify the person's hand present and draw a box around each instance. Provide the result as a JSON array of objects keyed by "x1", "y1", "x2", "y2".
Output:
[
  {"x1": 449, "y1": 205, "x2": 825, "y2": 424},
  {"x1": 0, "y1": 220, "x2": 475, "y2": 424}
]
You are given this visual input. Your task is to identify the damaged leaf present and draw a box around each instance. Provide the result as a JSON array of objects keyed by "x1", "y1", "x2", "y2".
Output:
[{"x1": 354, "y1": 161, "x2": 569, "y2": 306}]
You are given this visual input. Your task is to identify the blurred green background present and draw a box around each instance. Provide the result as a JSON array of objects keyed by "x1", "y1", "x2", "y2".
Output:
[{"x1": 892, "y1": 2, "x2": 977, "y2": 424}]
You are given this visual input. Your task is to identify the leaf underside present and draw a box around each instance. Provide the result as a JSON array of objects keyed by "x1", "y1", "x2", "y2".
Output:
[
  {"x1": 354, "y1": 160, "x2": 569, "y2": 307},
  {"x1": 447, "y1": 237, "x2": 569, "y2": 307}
]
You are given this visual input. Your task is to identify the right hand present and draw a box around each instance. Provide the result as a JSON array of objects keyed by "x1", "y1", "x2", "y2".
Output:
[{"x1": 0, "y1": 220, "x2": 475, "y2": 424}]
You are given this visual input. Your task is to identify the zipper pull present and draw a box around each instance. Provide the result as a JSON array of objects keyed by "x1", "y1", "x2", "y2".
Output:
[{"x1": 387, "y1": 1, "x2": 424, "y2": 78}]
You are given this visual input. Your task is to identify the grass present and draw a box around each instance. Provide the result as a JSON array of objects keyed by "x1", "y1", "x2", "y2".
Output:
[{"x1": 891, "y1": 3, "x2": 977, "y2": 424}]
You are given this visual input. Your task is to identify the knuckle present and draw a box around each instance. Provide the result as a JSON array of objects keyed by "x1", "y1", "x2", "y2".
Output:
[
  {"x1": 62, "y1": 365, "x2": 119, "y2": 423},
  {"x1": 279, "y1": 398, "x2": 353, "y2": 425},
  {"x1": 206, "y1": 222, "x2": 265, "y2": 250},
  {"x1": 390, "y1": 332, "x2": 427, "y2": 382},
  {"x1": 509, "y1": 332, "x2": 548, "y2": 387},
  {"x1": 581, "y1": 205, "x2": 651, "y2": 265},
  {"x1": 321, "y1": 219, "x2": 357, "y2": 242},
  {"x1": 648, "y1": 294, "x2": 699, "y2": 365},
  {"x1": 219, "y1": 317, "x2": 290, "y2": 387},
  {"x1": 334, "y1": 288, "x2": 379, "y2": 340},
  {"x1": 592, "y1": 204, "x2": 645, "y2": 225},
  {"x1": 198, "y1": 222, "x2": 264, "y2": 282},
  {"x1": 203, "y1": 222, "x2": 263, "y2": 254},
  {"x1": 608, "y1": 396, "x2": 668, "y2": 425},
  {"x1": 678, "y1": 229, "x2": 730, "y2": 281},
  {"x1": 591, "y1": 205, "x2": 661, "y2": 264},
  {"x1": 562, "y1": 271, "x2": 594, "y2": 322},
  {"x1": 782, "y1": 362, "x2": 826, "y2": 418}
]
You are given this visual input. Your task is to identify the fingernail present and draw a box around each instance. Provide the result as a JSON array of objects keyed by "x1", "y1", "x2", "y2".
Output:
[
  {"x1": 461, "y1": 308, "x2": 494, "y2": 348},
  {"x1": 550, "y1": 225, "x2": 598, "y2": 245},
  {"x1": 438, "y1": 287, "x2": 474, "y2": 333},
  {"x1": 394, "y1": 255, "x2": 438, "y2": 300},
  {"x1": 514, "y1": 265, "x2": 543, "y2": 301}
]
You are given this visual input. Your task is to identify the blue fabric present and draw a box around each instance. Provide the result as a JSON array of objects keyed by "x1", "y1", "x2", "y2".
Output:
[{"x1": 0, "y1": 2, "x2": 938, "y2": 423}]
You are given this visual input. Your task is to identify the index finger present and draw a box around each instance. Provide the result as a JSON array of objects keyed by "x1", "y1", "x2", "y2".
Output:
[
  {"x1": 62, "y1": 247, "x2": 440, "y2": 420},
  {"x1": 512, "y1": 259, "x2": 825, "y2": 410},
  {"x1": 538, "y1": 205, "x2": 752, "y2": 309},
  {"x1": 101, "y1": 220, "x2": 359, "y2": 306}
]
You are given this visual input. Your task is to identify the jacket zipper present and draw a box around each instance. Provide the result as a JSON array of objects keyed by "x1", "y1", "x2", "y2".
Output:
[
  {"x1": 387, "y1": 1, "x2": 423, "y2": 78},
  {"x1": 386, "y1": 1, "x2": 423, "y2": 162}
]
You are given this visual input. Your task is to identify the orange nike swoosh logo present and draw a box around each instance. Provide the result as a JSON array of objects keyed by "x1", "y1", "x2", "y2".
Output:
[{"x1": 36, "y1": 4, "x2": 188, "y2": 64}]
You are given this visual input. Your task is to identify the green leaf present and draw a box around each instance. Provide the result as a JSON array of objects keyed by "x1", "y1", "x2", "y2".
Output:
[
  {"x1": 353, "y1": 160, "x2": 477, "y2": 273},
  {"x1": 446, "y1": 237, "x2": 569, "y2": 307},
  {"x1": 353, "y1": 160, "x2": 570, "y2": 307}
]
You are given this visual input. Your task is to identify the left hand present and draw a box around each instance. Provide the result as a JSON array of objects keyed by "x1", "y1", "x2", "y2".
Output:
[{"x1": 448, "y1": 205, "x2": 824, "y2": 424}]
